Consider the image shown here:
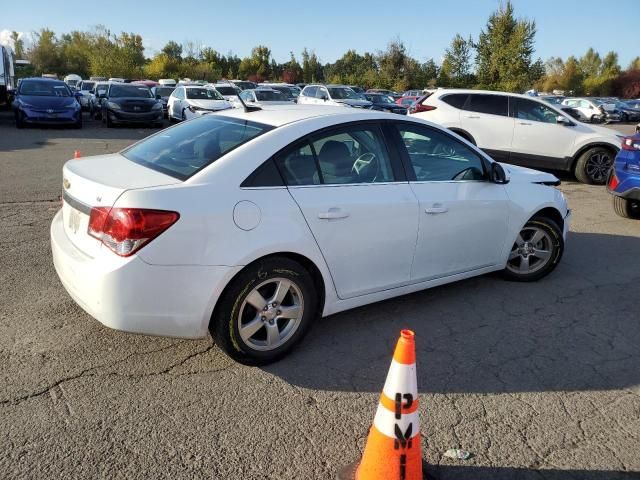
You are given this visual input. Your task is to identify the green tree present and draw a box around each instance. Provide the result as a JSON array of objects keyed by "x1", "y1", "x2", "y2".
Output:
[
  {"x1": 578, "y1": 48, "x2": 601, "y2": 78},
  {"x1": 10, "y1": 31, "x2": 25, "y2": 59},
  {"x1": 162, "y1": 41, "x2": 183, "y2": 61},
  {"x1": 29, "y1": 28, "x2": 62, "y2": 75},
  {"x1": 475, "y1": 1, "x2": 542, "y2": 91},
  {"x1": 440, "y1": 34, "x2": 474, "y2": 87},
  {"x1": 59, "y1": 31, "x2": 93, "y2": 77},
  {"x1": 629, "y1": 57, "x2": 640, "y2": 71}
]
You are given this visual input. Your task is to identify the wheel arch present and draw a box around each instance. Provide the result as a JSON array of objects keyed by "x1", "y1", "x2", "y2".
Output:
[
  {"x1": 571, "y1": 142, "x2": 618, "y2": 172},
  {"x1": 209, "y1": 251, "x2": 327, "y2": 330},
  {"x1": 531, "y1": 206, "x2": 564, "y2": 232},
  {"x1": 448, "y1": 128, "x2": 476, "y2": 145}
]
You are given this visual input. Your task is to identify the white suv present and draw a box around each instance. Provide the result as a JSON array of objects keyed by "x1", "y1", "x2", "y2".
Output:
[
  {"x1": 298, "y1": 84, "x2": 372, "y2": 108},
  {"x1": 410, "y1": 89, "x2": 621, "y2": 184}
]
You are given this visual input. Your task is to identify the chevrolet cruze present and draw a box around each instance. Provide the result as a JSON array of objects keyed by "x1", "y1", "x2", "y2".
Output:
[{"x1": 52, "y1": 105, "x2": 570, "y2": 364}]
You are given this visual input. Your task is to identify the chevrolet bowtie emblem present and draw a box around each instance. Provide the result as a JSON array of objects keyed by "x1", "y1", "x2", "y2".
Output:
[{"x1": 63, "y1": 178, "x2": 70, "y2": 190}]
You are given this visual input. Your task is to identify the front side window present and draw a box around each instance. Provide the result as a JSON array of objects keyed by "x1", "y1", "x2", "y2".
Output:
[
  {"x1": 514, "y1": 98, "x2": 560, "y2": 124},
  {"x1": 396, "y1": 124, "x2": 486, "y2": 182},
  {"x1": 465, "y1": 94, "x2": 508, "y2": 116},
  {"x1": 80, "y1": 81, "x2": 95, "y2": 91},
  {"x1": 302, "y1": 86, "x2": 317, "y2": 97},
  {"x1": 123, "y1": 116, "x2": 273, "y2": 180}
]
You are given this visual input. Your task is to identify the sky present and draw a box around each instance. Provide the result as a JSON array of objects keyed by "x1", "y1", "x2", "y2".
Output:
[{"x1": 1, "y1": 0, "x2": 638, "y2": 68}]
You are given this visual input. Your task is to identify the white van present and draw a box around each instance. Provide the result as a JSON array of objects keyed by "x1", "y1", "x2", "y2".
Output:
[
  {"x1": 0, "y1": 45, "x2": 16, "y2": 107},
  {"x1": 159, "y1": 78, "x2": 177, "y2": 87},
  {"x1": 64, "y1": 74, "x2": 82, "y2": 89}
]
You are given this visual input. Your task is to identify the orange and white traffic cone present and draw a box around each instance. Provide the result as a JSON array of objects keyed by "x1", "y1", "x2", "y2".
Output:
[
  {"x1": 73, "y1": 150, "x2": 81, "y2": 159},
  {"x1": 339, "y1": 329, "x2": 423, "y2": 480}
]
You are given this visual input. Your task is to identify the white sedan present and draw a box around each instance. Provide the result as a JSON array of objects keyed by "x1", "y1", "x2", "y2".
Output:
[
  {"x1": 51, "y1": 105, "x2": 570, "y2": 364},
  {"x1": 167, "y1": 86, "x2": 232, "y2": 122}
]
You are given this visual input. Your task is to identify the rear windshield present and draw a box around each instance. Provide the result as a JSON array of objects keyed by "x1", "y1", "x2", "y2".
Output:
[
  {"x1": 110, "y1": 85, "x2": 152, "y2": 98},
  {"x1": 155, "y1": 87, "x2": 175, "y2": 97},
  {"x1": 122, "y1": 116, "x2": 273, "y2": 180},
  {"x1": 255, "y1": 90, "x2": 285, "y2": 101}
]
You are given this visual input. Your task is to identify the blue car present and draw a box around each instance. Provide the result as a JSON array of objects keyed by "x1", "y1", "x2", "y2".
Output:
[
  {"x1": 608, "y1": 134, "x2": 640, "y2": 218},
  {"x1": 12, "y1": 77, "x2": 82, "y2": 129}
]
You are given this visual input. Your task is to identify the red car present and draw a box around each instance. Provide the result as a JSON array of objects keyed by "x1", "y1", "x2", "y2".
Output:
[{"x1": 396, "y1": 96, "x2": 419, "y2": 107}]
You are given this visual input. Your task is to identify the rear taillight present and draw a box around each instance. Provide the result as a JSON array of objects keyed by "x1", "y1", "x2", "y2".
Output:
[
  {"x1": 88, "y1": 207, "x2": 179, "y2": 257},
  {"x1": 609, "y1": 173, "x2": 619, "y2": 190},
  {"x1": 621, "y1": 136, "x2": 640, "y2": 151},
  {"x1": 409, "y1": 103, "x2": 437, "y2": 114}
]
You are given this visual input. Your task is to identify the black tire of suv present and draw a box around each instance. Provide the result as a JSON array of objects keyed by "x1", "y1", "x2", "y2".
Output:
[
  {"x1": 15, "y1": 113, "x2": 24, "y2": 129},
  {"x1": 574, "y1": 146, "x2": 614, "y2": 185},
  {"x1": 501, "y1": 217, "x2": 564, "y2": 283},
  {"x1": 612, "y1": 196, "x2": 640, "y2": 219},
  {"x1": 210, "y1": 256, "x2": 318, "y2": 365}
]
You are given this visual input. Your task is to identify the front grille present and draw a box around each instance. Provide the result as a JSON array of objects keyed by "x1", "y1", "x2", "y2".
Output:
[{"x1": 120, "y1": 103, "x2": 153, "y2": 113}]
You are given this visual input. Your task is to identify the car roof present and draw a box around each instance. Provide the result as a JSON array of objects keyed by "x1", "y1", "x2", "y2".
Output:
[
  {"x1": 210, "y1": 105, "x2": 391, "y2": 127},
  {"x1": 432, "y1": 88, "x2": 561, "y2": 101}
]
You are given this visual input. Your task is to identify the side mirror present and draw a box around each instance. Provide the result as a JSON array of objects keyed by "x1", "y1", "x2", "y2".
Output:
[
  {"x1": 490, "y1": 162, "x2": 509, "y2": 184},
  {"x1": 156, "y1": 94, "x2": 161, "y2": 100},
  {"x1": 556, "y1": 115, "x2": 573, "y2": 126}
]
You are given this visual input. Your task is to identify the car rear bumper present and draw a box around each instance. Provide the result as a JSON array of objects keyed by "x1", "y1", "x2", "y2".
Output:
[{"x1": 51, "y1": 209, "x2": 239, "y2": 339}]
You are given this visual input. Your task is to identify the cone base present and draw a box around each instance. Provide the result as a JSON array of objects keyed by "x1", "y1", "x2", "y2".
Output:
[{"x1": 336, "y1": 462, "x2": 358, "y2": 480}]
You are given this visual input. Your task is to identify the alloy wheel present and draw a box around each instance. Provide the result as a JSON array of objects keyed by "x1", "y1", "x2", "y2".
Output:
[
  {"x1": 506, "y1": 226, "x2": 554, "y2": 275},
  {"x1": 585, "y1": 151, "x2": 613, "y2": 183},
  {"x1": 237, "y1": 278, "x2": 304, "y2": 351}
]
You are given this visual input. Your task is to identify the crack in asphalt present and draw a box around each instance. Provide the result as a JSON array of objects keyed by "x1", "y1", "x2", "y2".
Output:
[{"x1": 0, "y1": 340, "x2": 224, "y2": 406}]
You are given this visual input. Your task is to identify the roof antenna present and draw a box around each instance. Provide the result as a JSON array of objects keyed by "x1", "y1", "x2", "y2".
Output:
[{"x1": 234, "y1": 86, "x2": 261, "y2": 113}]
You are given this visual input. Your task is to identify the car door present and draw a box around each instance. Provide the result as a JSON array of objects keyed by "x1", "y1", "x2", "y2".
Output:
[
  {"x1": 460, "y1": 93, "x2": 514, "y2": 162},
  {"x1": 275, "y1": 123, "x2": 419, "y2": 299},
  {"x1": 510, "y1": 97, "x2": 576, "y2": 170},
  {"x1": 391, "y1": 122, "x2": 509, "y2": 281}
]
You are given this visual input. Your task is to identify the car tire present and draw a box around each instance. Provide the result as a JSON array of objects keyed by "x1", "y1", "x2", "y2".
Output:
[
  {"x1": 105, "y1": 114, "x2": 114, "y2": 128},
  {"x1": 210, "y1": 256, "x2": 318, "y2": 365},
  {"x1": 502, "y1": 216, "x2": 564, "y2": 282},
  {"x1": 15, "y1": 112, "x2": 24, "y2": 129},
  {"x1": 612, "y1": 196, "x2": 640, "y2": 219},
  {"x1": 74, "y1": 115, "x2": 82, "y2": 129},
  {"x1": 574, "y1": 147, "x2": 614, "y2": 185},
  {"x1": 182, "y1": 108, "x2": 187, "y2": 121}
]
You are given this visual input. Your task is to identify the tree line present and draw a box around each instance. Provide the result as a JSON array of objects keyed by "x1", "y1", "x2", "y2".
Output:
[{"x1": 8, "y1": 1, "x2": 640, "y2": 97}]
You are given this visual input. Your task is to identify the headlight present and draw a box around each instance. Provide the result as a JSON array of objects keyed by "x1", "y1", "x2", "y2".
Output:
[
  {"x1": 107, "y1": 102, "x2": 121, "y2": 110},
  {"x1": 152, "y1": 102, "x2": 162, "y2": 110},
  {"x1": 188, "y1": 105, "x2": 204, "y2": 111}
]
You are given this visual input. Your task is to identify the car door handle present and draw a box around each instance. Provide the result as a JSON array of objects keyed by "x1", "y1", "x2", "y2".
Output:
[
  {"x1": 425, "y1": 204, "x2": 448, "y2": 214},
  {"x1": 518, "y1": 122, "x2": 532, "y2": 125},
  {"x1": 465, "y1": 115, "x2": 480, "y2": 119},
  {"x1": 318, "y1": 208, "x2": 350, "y2": 220}
]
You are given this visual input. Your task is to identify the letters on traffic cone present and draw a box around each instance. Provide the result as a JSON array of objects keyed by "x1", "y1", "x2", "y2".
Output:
[
  {"x1": 73, "y1": 150, "x2": 81, "y2": 159},
  {"x1": 338, "y1": 329, "x2": 423, "y2": 480}
]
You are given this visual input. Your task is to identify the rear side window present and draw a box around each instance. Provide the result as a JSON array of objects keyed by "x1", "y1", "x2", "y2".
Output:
[
  {"x1": 441, "y1": 94, "x2": 468, "y2": 109},
  {"x1": 465, "y1": 94, "x2": 508, "y2": 116},
  {"x1": 275, "y1": 142, "x2": 320, "y2": 186},
  {"x1": 123, "y1": 116, "x2": 273, "y2": 180}
]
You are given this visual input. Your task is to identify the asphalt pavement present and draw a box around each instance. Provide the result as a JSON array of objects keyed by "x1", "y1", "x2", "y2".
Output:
[{"x1": 0, "y1": 112, "x2": 639, "y2": 479}]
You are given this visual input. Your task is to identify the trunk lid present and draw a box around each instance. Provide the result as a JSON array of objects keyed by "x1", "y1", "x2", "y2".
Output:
[{"x1": 61, "y1": 153, "x2": 180, "y2": 257}]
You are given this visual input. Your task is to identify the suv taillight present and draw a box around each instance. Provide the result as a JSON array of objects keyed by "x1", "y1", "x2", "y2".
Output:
[
  {"x1": 88, "y1": 207, "x2": 180, "y2": 257},
  {"x1": 621, "y1": 136, "x2": 640, "y2": 151},
  {"x1": 409, "y1": 103, "x2": 437, "y2": 114}
]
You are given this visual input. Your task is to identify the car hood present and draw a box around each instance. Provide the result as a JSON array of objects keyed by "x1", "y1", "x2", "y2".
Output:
[
  {"x1": 335, "y1": 99, "x2": 373, "y2": 107},
  {"x1": 188, "y1": 99, "x2": 232, "y2": 110},
  {"x1": 18, "y1": 95, "x2": 77, "y2": 108},
  {"x1": 500, "y1": 163, "x2": 560, "y2": 185}
]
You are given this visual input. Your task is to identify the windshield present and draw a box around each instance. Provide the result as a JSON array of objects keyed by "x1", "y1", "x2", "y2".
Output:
[
  {"x1": 123, "y1": 116, "x2": 273, "y2": 180},
  {"x1": 288, "y1": 86, "x2": 301, "y2": 97},
  {"x1": 110, "y1": 85, "x2": 152, "y2": 98},
  {"x1": 80, "y1": 82, "x2": 95, "y2": 91},
  {"x1": 328, "y1": 87, "x2": 357, "y2": 100},
  {"x1": 186, "y1": 88, "x2": 224, "y2": 100},
  {"x1": 155, "y1": 87, "x2": 175, "y2": 97},
  {"x1": 255, "y1": 90, "x2": 285, "y2": 101},
  {"x1": 215, "y1": 86, "x2": 239, "y2": 96},
  {"x1": 20, "y1": 81, "x2": 71, "y2": 97}
]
